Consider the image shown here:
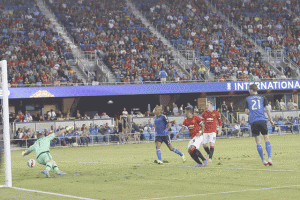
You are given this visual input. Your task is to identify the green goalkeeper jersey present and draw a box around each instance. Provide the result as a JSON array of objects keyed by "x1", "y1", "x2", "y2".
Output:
[{"x1": 28, "y1": 133, "x2": 55, "y2": 158}]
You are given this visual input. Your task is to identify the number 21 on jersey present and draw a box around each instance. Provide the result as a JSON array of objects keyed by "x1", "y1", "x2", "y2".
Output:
[{"x1": 251, "y1": 99, "x2": 261, "y2": 110}]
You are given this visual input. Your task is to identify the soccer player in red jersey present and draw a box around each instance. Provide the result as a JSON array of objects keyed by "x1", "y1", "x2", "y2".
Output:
[
  {"x1": 201, "y1": 101, "x2": 222, "y2": 162},
  {"x1": 176, "y1": 107, "x2": 208, "y2": 167}
]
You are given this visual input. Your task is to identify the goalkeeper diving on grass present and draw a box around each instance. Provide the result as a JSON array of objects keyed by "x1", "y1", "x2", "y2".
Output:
[{"x1": 22, "y1": 127, "x2": 72, "y2": 178}]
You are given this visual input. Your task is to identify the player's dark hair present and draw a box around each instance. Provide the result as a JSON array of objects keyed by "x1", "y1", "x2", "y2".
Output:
[
  {"x1": 185, "y1": 107, "x2": 193, "y2": 113},
  {"x1": 249, "y1": 84, "x2": 258, "y2": 92}
]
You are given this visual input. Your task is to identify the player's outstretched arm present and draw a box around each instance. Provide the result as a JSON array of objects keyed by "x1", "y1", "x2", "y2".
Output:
[
  {"x1": 175, "y1": 127, "x2": 185, "y2": 138},
  {"x1": 22, "y1": 150, "x2": 31, "y2": 157}
]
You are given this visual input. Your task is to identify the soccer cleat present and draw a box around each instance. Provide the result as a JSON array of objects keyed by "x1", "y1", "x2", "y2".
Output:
[
  {"x1": 154, "y1": 160, "x2": 163, "y2": 164},
  {"x1": 56, "y1": 170, "x2": 67, "y2": 175},
  {"x1": 181, "y1": 154, "x2": 186, "y2": 163},
  {"x1": 42, "y1": 170, "x2": 50, "y2": 178},
  {"x1": 205, "y1": 155, "x2": 209, "y2": 160},
  {"x1": 202, "y1": 159, "x2": 209, "y2": 167},
  {"x1": 268, "y1": 158, "x2": 273, "y2": 166},
  {"x1": 208, "y1": 158, "x2": 212, "y2": 163},
  {"x1": 263, "y1": 160, "x2": 268, "y2": 166},
  {"x1": 193, "y1": 163, "x2": 203, "y2": 167}
]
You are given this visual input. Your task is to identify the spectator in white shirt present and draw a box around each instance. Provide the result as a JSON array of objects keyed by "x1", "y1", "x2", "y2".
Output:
[
  {"x1": 211, "y1": 51, "x2": 219, "y2": 58},
  {"x1": 267, "y1": 35, "x2": 274, "y2": 43},
  {"x1": 48, "y1": 109, "x2": 56, "y2": 120},
  {"x1": 279, "y1": 99, "x2": 287, "y2": 110},
  {"x1": 136, "y1": 111, "x2": 144, "y2": 117},
  {"x1": 101, "y1": 112, "x2": 110, "y2": 119},
  {"x1": 24, "y1": 111, "x2": 33, "y2": 122}
]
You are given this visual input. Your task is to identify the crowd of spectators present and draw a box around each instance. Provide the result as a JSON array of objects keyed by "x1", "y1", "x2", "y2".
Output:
[
  {"x1": 2, "y1": 0, "x2": 299, "y2": 87},
  {"x1": 46, "y1": 0, "x2": 193, "y2": 84},
  {"x1": 0, "y1": 0, "x2": 84, "y2": 87},
  {"x1": 12, "y1": 109, "x2": 112, "y2": 123},
  {"x1": 134, "y1": 0, "x2": 290, "y2": 82},
  {"x1": 213, "y1": 0, "x2": 300, "y2": 77}
]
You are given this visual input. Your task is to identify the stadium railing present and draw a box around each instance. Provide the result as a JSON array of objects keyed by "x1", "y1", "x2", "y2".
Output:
[
  {"x1": 8, "y1": 77, "x2": 296, "y2": 88},
  {"x1": 238, "y1": 110, "x2": 300, "y2": 123},
  {"x1": 8, "y1": 124, "x2": 299, "y2": 150},
  {"x1": 13, "y1": 118, "x2": 114, "y2": 134}
]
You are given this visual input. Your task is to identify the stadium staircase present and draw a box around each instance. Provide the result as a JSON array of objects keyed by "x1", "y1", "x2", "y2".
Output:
[
  {"x1": 37, "y1": 1, "x2": 117, "y2": 83},
  {"x1": 204, "y1": 0, "x2": 300, "y2": 79},
  {"x1": 126, "y1": 0, "x2": 213, "y2": 81}
]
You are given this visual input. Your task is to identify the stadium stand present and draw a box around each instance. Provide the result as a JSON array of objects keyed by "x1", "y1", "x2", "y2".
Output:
[
  {"x1": 45, "y1": 0, "x2": 195, "y2": 83},
  {"x1": 133, "y1": 0, "x2": 290, "y2": 81},
  {"x1": 212, "y1": 0, "x2": 300, "y2": 78},
  {"x1": 0, "y1": 0, "x2": 86, "y2": 87}
]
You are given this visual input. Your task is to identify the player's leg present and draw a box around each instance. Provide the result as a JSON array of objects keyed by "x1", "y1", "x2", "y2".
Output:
[
  {"x1": 202, "y1": 133, "x2": 210, "y2": 159},
  {"x1": 188, "y1": 145, "x2": 202, "y2": 166},
  {"x1": 37, "y1": 154, "x2": 52, "y2": 178},
  {"x1": 208, "y1": 133, "x2": 217, "y2": 161},
  {"x1": 189, "y1": 136, "x2": 207, "y2": 167},
  {"x1": 253, "y1": 122, "x2": 267, "y2": 165},
  {"x1": 166, "y1": 136, "x2": 185, "y2": 162},
  {"x1": 155, "y1": 137, "x2": 163, "y2": 164},
  {"x1": 47, "y1": 153, "x2": 66, "y2": 175},
  {"x1": 261, "y1": 121, "x2": 272, "y2": 166}
]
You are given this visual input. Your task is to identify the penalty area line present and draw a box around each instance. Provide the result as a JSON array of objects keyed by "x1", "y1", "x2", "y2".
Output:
[
  {"x1": 140, "y1": 185, "x2": 300, "y2": 200},
  {"x1": 60, "y1": 161, "x2": 300, "y2": 173},
  {"x1": 12, "y1": 187, "x2": 97, "y2": 200}
]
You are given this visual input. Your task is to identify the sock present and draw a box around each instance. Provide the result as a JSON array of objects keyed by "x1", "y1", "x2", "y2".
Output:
[
  {"x1": 189, "y1": 150, "x2": 202, "y2": 164},
  {"x1": 256, "y1": 143, "x2": 265, "y2": 161},
  {"x1": 194, "y1": 149, "x2": 206, "y2": 161},
  {"x1": 45, "y1": 162, "x2": 53, "y2": 171},
  {"x1": 52, "y1": 162, "x2": 59, "y2": 172},
  {"x1": 209, "y1": 146, "x2": 214, "y2": 159},
  {"x1": 156, "y1": 149, "x2": 162, "y2": 161},
  {"x1": 204, "y1": 146, "x2": 210, "y2": 155},
  {"x1": 265, "y1": 141, "x2": 272, "y2": 158},
  {"x1": 173, "y1": 148, "x2": 183, "y2": 156}
]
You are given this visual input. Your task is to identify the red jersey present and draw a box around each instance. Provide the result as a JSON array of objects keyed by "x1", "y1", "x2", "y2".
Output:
[
  {"x1": 201, "y1": 110, "x2": 222, "y2": 133},
  {"x1": 183, "y1": 115, "x2": 202, "y2": 139}
]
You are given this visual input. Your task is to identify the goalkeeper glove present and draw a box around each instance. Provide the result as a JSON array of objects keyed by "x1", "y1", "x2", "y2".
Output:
[{"x1": 22, "y1": 151, "x2": 26, "y2": 157}]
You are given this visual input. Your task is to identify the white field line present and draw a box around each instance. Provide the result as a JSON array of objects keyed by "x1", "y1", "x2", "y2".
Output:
[
  {"x1": 59, "y1": 161, "x2": 300, "y2": 173},
  {"x1": 139, "y1": 185, "x2": 300, "y2": 200},
  {"x1": 11, "y1": 187, "x2": 97, "y2": 200}
]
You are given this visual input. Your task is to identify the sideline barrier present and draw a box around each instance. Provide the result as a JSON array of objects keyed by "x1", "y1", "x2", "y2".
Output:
[
  {"x1": 14, "y1": 118, "x2": 114, "y2": 133},
  {"x1": 238, "y1": 111, "x2": 300, "y2": 123},
  {"x1": 8, "y1": 125, "x2": 299, "y2": 150}
]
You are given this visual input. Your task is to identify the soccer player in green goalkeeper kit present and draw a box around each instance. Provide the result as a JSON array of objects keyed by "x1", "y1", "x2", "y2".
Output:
[{"x1": 22, "y1": 127, "x2": 72, "y2": 178}]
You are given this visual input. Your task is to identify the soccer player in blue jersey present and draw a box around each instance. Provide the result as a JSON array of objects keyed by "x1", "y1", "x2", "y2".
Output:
[
  {"x1": 245, "y1": 84, "x2": 274, "y2": 166},
  {"x1": 153, "y1": 106, "x2": 186, "y2": 164}
]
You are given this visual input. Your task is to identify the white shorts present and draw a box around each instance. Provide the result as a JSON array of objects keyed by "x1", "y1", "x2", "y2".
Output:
[
  {"x1": 203, "y1": 133, "x2": 216, "y2": 144},
  {"x1": 188, "y1": 135, "x2": 203, "y2": 149}
]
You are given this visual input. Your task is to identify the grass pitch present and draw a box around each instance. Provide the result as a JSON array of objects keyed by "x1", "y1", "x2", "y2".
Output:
[{"x1": 1, "y1": 134, "x2": 300, "y2": 200}]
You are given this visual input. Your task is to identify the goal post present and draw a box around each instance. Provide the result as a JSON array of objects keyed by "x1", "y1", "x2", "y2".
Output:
[{"x1": 0, "y1": 60, "x2": 12, "y2": 187}]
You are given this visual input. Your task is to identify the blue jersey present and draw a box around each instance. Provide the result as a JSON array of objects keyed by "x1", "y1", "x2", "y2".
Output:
[
  {"x1": 153, "y1": 114, "x2": 169, "y2": 136},
  {"x1": 245, "y1": 95, "x2": 268, "y2": 124}
]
